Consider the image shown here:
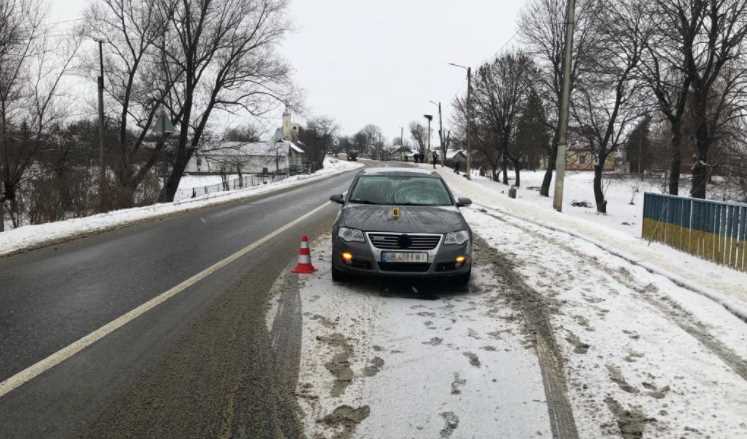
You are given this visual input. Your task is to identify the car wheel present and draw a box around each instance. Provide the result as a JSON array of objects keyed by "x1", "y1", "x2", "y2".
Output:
[{"x1": 332, "y1": 266, "x2": 349, "y2": 283}]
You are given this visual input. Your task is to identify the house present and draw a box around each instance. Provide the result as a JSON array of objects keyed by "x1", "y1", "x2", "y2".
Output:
[
  {"x1": 566, "y1": 143, "x2": 620, "y2": 171},
  {"x1": 185, "y1": 109, "x2": 308, "y2": 175},
  {"x1": 445, "y1": 149, "x2": 467, "y2": 168},
  {"x1": 185, "y1": 140, "x2": 305, "y2": 175}
]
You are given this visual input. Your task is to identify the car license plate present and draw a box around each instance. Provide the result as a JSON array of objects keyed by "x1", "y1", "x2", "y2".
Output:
[{"x1": 381, "y1": 252, "x2": 428, "y2": 264}]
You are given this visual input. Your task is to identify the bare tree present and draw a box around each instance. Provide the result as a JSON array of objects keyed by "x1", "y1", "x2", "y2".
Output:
[
  {"x1": 684, "y1": 0, "x2": 747, "y2": 199},
  {"x1": 159, "y1": 0, "x2": 293, "y2": 202},
  {"x1": 84, "y1": 0, "x2": 181, "y2": 209},
  {"x1": 519, "y1": 0, "x2": 600, "y2": 196},
  {"x1": 472, "y1": 51, "x2": 535, "y2": 187},
  {"x1": 224, "y1": 123, "x2": 264, "y2": 142},
  {"x1": 571, "y1": 0, "x2": 650, "y2": 213},
  {"x1": 0, "y1": 0, "x2": 81, "y2": 229},
  {"x1": 299, "y1": 116, "x2": 338, "y2": 171},
  {"x1": 409, "y1": 121, "x2": 427, "y2": 156},
  {"x1": 638, "y1": 1, "x2": 697, "y2": 196},
  {"x1": 359, "y1": 124, "x2": 383, "y2": 158}
]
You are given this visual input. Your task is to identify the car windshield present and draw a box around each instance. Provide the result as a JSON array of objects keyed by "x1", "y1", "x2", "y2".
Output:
[{"x1": 349, "y1": 175, "x2": 453, "y2": 206}]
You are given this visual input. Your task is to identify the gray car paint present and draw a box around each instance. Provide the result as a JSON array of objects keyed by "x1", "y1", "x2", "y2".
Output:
[{"x1": 338, "y1": 204, "x2": 468, "y2": 234}]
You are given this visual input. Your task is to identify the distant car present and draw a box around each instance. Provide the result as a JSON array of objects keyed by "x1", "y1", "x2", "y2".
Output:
[{"x1": 330, "y1": 168, "x2": 472, "y2": 284}]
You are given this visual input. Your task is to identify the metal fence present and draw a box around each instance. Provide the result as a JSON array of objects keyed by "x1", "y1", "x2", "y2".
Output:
[
  {"x1": 174, "y1": 173, "x2": 289, "y2": 202},
  {"x1": 643, "y1": 193, "x2": 747, "y2": 272}
]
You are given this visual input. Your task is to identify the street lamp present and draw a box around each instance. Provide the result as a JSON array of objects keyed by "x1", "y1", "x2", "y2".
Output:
[{"x1": 449, "y1": 62, "x2": 472, "y2": 179}]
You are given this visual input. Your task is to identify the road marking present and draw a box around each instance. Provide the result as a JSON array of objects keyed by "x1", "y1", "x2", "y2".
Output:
[{"x1": 0, "y1": 201, "x2": 333, "y2": 399}]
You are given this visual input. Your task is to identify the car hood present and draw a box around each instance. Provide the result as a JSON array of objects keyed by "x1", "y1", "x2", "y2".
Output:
[{"x1": 339, "y1": 204, "x2": 468, "y2": 234}]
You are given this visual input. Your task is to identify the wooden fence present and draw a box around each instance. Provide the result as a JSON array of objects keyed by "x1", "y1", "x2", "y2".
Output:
[{"x1": 642, "y1": 193, "x2": 747, "y2": 272}]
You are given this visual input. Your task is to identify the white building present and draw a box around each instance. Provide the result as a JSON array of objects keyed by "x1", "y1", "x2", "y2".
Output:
[{"x1": 185, "y1": 110, "x2": 307, "y2": 175}]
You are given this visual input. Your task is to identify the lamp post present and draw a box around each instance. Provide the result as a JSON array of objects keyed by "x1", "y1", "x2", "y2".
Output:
[{"x1": 449, "y1": 63, "x2": 472, "y2": 179}]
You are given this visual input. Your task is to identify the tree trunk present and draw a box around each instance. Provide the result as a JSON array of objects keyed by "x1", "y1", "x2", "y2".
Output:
[
  {"x1": 0, "y1": 201, "x2": 4, "y2": 232},
  {"x1": 593, "y1": 163, "x2": 607, "y2": 214},
  {"x1": 540, "y1": 134, "x2": 560, "y2": 197},
  {"x1": 690, "y1": 125, "x2": 709, "y2": 199},
  {"x1": 668, "y1": 127, "x2": 682, "y2": 196},
  {"x1": 501, "y1": 154, "x2": 509, "y2": 185},
  {"x1": 159, "y1": 152, "x2": 191, "y2": 202},
  {"x1": 513, "y1": 160, "x2": 521, "y2": 187}
]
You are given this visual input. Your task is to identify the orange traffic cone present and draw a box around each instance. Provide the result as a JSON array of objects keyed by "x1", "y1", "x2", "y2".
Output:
[{"x1": 292, "y1": 235, "x2": 317, "y2": 274}]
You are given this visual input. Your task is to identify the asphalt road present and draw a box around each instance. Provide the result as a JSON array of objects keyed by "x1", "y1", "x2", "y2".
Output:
[{"x1": 0, "y1": 168, "x2": 361, "y2": 439}]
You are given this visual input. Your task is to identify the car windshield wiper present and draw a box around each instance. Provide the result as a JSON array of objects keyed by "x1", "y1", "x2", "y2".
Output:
[{"x1": 348, "y1": 199, "x2": 381, "y2": 205}]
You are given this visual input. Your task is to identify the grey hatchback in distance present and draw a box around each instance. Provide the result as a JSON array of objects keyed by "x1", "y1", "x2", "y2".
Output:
[{"x1": 329, "y1": 168, "x2": 473, "y2": 284}]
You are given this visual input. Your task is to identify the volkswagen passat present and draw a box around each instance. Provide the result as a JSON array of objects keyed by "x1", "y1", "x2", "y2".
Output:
[{"x1": 330, "y1": 168, "x2": 472, "y2": 284}]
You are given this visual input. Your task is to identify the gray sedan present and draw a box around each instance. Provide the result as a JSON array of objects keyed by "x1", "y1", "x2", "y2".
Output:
[{"x1": 330, "y1": 168, "x2": 472, "y2": 284}]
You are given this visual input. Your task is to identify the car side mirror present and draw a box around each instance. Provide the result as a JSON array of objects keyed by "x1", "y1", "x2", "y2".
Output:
[
  {"x1": 456, "y1": 197, "x2": 472, "y2": 207},
  {"x1": 330, "y1": 194, "x2": 345, "y2": 204}
]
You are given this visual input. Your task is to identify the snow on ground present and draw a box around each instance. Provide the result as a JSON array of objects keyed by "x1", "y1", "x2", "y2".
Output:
[
  {"x1": 275, "y1": 235, "x2": 552, "y2": 439},
  {"x1": 0, "y1": 157, "x2": 363, "y2": 257},
  {"x1": 429, "y1": 166, "x2": 747, "y2": 321},
  {"x1": 176, "y1": 174, "x2": 229, "y2": 190},
  {"x1": 466, "y1": 206, "x2": 747, "y2": 438}
]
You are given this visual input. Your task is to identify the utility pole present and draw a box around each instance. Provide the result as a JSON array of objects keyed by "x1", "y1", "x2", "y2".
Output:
[
  {"x1": 430, "y1": 100, "x2": 445, "y2": 166},
  {"x1": 438, "y1": 102, "x2": 444, "y2": 166},
  {"x1": 424, "y1": 114, "x2": 433, "y2": 157},
  {"x1": 449, "y1": 63, "x2": 472, "y2": 179},
  {"x1": 97, "y1": 39, "x2": 106, "y2": 199},
  {"x1": 466, "y1": 67, "x2": 472, "y2": 179},
  {"x1": 553, "y1": 0, "x2": 576, "y2": 212}
]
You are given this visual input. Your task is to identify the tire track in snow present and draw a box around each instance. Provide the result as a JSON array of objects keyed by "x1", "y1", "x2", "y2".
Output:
[{"x1": 477, "y1": 208, "x2": 747, "y2": 382}]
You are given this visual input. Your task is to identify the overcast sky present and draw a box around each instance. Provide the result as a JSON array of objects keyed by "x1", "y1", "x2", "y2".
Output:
[{"x1": 50, "y1": 0, "x2": 525, "y2": 142}]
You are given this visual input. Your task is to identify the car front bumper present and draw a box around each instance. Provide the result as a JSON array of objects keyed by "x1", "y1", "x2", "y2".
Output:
[{"x1": 332, "y1": 234, "x2": 472, "y2": 278}]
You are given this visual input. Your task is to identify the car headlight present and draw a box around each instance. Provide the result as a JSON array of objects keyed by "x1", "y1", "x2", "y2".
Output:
[
  {"x1": 338, "y1": 227, "x2": 365, "y2": 243},
  {"x1": 444, "y1": 230, "x2": 470, "y2": 246}
]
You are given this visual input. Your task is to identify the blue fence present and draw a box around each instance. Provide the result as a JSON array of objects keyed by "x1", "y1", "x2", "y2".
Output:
[{"x1": 643, "y1": 193, "x2": 747, "y2": 272}]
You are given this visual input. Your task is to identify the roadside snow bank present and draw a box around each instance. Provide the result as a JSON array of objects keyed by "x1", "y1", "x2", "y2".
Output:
[
  {"x1": 467, "y1": 207, "x2": 747, "y2": 439},
  {"x1": 0, "y1": 157, "x2": 363, "y2": 257},
  {"x1": 434, "y1": 168, "x2": 747, "y2": 321}
]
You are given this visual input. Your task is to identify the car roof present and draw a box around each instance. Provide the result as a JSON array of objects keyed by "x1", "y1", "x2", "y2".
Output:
[{"x1": 359, "y1": 167, "x2": 439, "y2": 177}]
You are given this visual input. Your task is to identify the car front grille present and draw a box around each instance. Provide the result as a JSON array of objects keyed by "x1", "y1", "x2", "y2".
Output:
[{"x1": 368, "y1": 233, "x2": 441, "y2": 251}]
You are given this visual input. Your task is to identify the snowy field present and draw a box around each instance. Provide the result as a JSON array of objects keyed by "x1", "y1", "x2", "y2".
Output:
[
  {"x1": 429, "y1": 166, "x2": 747, "y2": 322},
  {"x1": 0, "y1": 157, "x2": 363, "y2": 257}
]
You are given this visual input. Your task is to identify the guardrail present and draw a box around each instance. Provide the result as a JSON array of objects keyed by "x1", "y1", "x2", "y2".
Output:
[
  {"x1": 643, "y1": 193, "x2": 747, "y2": 272},
  {"x1": 174, "y1": 173, "x2": 289, "y2": 202}
]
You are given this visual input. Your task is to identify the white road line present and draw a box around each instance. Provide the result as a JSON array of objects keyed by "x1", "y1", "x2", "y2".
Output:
[{"x1": 0, "y1": 201, "x2": 333, "y2": 399}]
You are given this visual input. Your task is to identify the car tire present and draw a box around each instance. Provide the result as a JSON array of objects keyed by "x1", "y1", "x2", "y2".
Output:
[{"x1": 332, "y1": 266, "x2": 349, "y2": 283}]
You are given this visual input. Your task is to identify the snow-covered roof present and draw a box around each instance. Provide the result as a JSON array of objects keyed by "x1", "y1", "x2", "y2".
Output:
[
  {"x1": 199, "y1": 141, "x2": 304, "y2": 156},
  {"x1": 446, "y1": 149, "x2": 466, "y2": 160}
]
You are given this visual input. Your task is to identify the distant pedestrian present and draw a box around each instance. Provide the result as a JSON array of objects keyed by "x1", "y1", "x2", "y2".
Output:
[
  {"x1": 432, "y1": 151, "x2": 438, "y2": 169},
  {"x1": 453, "y1": 161, "x2": 460, "y2": 174}
]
